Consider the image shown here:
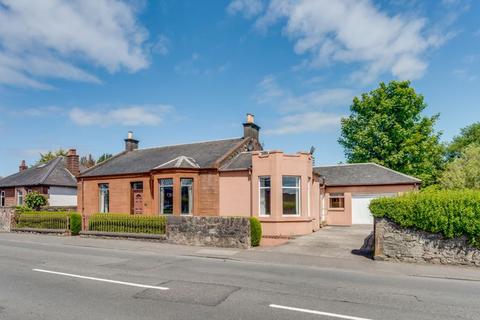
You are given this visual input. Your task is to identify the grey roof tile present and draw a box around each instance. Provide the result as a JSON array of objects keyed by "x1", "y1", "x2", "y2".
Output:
[
  {"x1": 314, "y1": 163, "x2": 421, "y2": 186},
  {"x1": 220, "y1": 152, "x2": 252, "y2": 171},
  {"x1": 80, "y1": 138, "x2": 245, "y2": 177},
  {"x1": 0, "y1": 157, "x2": 77, "y2": 188}
]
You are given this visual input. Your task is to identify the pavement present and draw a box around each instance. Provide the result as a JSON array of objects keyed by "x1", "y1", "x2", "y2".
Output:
[{"x1": 0, "y1": 231, "x2": 480, "y2": 320}]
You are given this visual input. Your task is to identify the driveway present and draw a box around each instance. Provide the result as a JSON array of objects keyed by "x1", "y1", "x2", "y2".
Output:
[{"x1": 258, "y1": 225, "x2": 374, "y2": 260}]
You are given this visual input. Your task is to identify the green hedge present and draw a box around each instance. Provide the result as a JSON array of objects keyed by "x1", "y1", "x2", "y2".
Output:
[
  {"x1": 88, "y1": 214, "x2": 166, "y2": 234},
  {"x1": 69, "y1": 213, "x2": 82, "y2": 235},
  {"x1": 17, "y1": 213, "x2": 69, "y2": 230},
  {"x1": 370, "y1": 190, "x2": 480, "y2": 247},
  {"x1": 250, "y1": 217, "x2": 262, "y2": 247}
]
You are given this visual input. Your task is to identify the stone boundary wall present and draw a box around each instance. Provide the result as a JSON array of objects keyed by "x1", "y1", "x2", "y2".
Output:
[
  {"x1": 374, "y1": 217, "x2": 480, "y2": 266},
  {"x1": 166, "y1": 216, "x2": 251, "y2": 249},
  {"x1": 0, "y1": 207, "x2": 14, "y2": 232}
]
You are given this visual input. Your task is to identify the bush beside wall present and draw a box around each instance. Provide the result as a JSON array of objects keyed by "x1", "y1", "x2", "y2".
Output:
[
  {"x1": 250, "y1": 217, "x2": 262, "y2": 247},
  {"x1": 17, "y1": 213, "x2": 69, "y2": 230},
  {"x1": 69, "y1": 213, "x2": 82, "y2": 235},
  {"x1": 88, "y1": 214, "x2": 166, "y2": 234},
  {"x1": 370, "y1": 190, "x2": 480, "y2": 247}
]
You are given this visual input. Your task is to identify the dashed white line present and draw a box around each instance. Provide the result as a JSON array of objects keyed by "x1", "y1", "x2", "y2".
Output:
[
  {"x1": 269, "y1": 304, "x2": 373, "y2": 320},
  {"x1": 33, "y1": 269, "x2": 169, "y2": 291}
]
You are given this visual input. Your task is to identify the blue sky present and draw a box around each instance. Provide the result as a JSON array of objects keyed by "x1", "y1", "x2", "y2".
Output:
[{"x1": 0, "y1": 0, "x2": 479, "y2": 176}]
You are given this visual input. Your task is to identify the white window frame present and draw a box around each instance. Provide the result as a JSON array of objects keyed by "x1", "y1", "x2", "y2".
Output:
[
  {"x1": 329, "y1": 192, "x2": 345, "y2": 209},
  {"x1": 0, "y1": 191, "x2": 5, "y2": 207},
  {"x1": 258, "y1": 176, "x2": 271, "y2": 216},
  {"x1": 282, "y1": 176, "x2": 301, "y2": 216},
  {"x1": 159, "y1": 178, "x2": 174, "y2": 215},
  {"x1": 99, "y1": 184, "x2": 109, "y2": 213},
  {"x1": 180, "y1": 178, "x2": 193, "y2": 215},
  {"x1": 17, "y1": 190, "x2": 24, "y2": 206},
  {"x1": 307, "y1": 177, "x2": 311, "y2": 217}
]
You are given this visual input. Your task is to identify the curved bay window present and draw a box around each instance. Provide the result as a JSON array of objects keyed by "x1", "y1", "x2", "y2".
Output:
[
  {"x1": 181, "y1": 178, "x2": 193, "y2": 215},
  {"x1": 160, "y1": 178, "x2": 173, "y2": 214},
  {"x1": 259, "y1": 176, "x2": 271, "y2": 216},
  {"x1": 282, "y1": 176, "x2": 300, "y2": 215}
]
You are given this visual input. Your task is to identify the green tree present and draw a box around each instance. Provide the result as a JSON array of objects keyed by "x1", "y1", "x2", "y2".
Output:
[
  {"x1": 24, "y1": 191, "x2": 48, "y2": 210},
  {"x1": 339, "y1": 81, "x2": 445, "y2": 186},
  {"x1": 80, "y1": 154, "x2": 96, "y2": 168},
  {"x1": 37, "y1": 149, "x2": 67, "y2": 164},
  {"x1": 439, "y1": 144, "x2": 480, "y2": 190},
  {"x1": 97, "y1": 153, "x2": 113, "y2": 164},
  {"x1": 446, "y1": 122, "x2": 480, "y2": 160}
]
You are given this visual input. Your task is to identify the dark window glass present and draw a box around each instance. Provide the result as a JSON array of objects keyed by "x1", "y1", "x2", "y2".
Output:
[
  {"x1": 329, "y1": 193, "x2": 345, "y2": 209},
  {"x1": 180, "y1": 178, "x2": 193, "y2": 214},
  {"x1": 160, "y1": 179, "x2": 173, "y2": 214}
]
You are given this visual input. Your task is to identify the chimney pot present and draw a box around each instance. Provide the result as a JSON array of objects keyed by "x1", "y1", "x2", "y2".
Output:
[
  {"x1": 246, "y1": 113, "x2": 254, "y2": 124},
  {"x1": 19, "y1": 160, "x2": 28, "y2": 172},
  {"x1": 124, "y1": 131, "x2": 139, "y2": 152}
]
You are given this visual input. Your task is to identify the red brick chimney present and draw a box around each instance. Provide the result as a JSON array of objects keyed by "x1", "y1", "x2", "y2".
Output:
[
  {"x1": 66, "y1": 149, "x2": 80, "y2": 176},
  {"x1": 19, "y1": 160, "x2": 28, "y2": 172}
]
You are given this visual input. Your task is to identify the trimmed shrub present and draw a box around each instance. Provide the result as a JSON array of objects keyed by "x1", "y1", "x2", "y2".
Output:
[
  {"x1": 24, "y1": 192, "x2": 48, "y2": 210},
  {"x1": 17, "y1": 213, "x2": 69, "y2": 230},
  {"x1": 88, "y1": 214, "x2": 166, "y2": 234},
  {"x1": 69, "y1": 213, "x2": 82, "y2": 235},
  {"x1": 370, "y1": 190, "x2": 480, "y2": 247},
  {"x1": 250, "y1": 217, "x2": 262, "y2": 247}
]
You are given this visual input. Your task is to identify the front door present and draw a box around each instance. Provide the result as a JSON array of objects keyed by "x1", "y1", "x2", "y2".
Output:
[{"x1": 131, "y1": 182, "x2": 144, "y2": 214}]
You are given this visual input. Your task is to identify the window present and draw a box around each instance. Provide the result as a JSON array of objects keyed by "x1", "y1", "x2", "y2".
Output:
[
  {"x1": 17, "y1": 190, "x2": 24, "y2": 206},
  {"x1": 131, "y1": 182, "x2": 143, "y2": 190},
  {"x1": 282, "y1": 176, "x2": 300, "y2": 215},
  {"x1": 160, "y1": 178, "x2": 173, "y2": 214},
  {"x1": 307, "y1": 178, "x2": 311, "y2": 217},
  {"x1": 99, "y1": 184, "x2": 109, "y2": 213},
  {"x1": 329, "y1": 193, "x2": 345, "y2": 209},
  {"x1": 0, "y1": 191, "x2": 5, "y2": 207},
  {"x1": 259, "y1": 176, "x2": 271, "y2": 216},
  {"x1": 181, "y1": 178, "x2": 193, "y2": 215}
]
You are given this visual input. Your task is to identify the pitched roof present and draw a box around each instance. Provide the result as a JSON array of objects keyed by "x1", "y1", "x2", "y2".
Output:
[
  {"x1": 313, "y1": 163, "x2": 421, "y2": 186},
  {"x1": 220, "y1": 152, "x2": 253, "y2": 171},
  {"x1": 80, "y1": 138, "x2": 245, "y2": 177},
  {"x1": 0, "y1": 157, "x2": 77, "y2": 188}
]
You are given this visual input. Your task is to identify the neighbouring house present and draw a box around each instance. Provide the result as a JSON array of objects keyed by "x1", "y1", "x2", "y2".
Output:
[
  {"x1": 314, "y1": 163, "x2": 420, "y2": 226},
  {"x1": 77, "y1": 114, "x2": 420, "y2": 237},
  {"x1": 0, "y1": 149, "x2": 81, "y2": 208}
]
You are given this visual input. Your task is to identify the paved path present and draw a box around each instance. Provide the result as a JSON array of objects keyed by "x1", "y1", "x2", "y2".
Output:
[{"x1": 0, "y1": 233, "x2": 479, "y2": 320}]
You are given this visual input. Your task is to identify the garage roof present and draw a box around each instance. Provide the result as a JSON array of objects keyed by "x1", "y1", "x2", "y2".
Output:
[{"x1": 313, "y1": 163, "x2": 421, "y2": 186}]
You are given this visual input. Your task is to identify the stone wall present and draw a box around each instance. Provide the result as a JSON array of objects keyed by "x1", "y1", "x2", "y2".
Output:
[
  {"x1": 374, "y1": 217, "x2": 480, "y2": 266},
  {"x1": 166, "y1": 216, "x2": 251, "y2": 249},
  {"x1": 0, "y1": 207, "x2": 14, "y2": 232}
]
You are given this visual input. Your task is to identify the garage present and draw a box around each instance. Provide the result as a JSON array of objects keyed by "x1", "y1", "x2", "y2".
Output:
[{"x1": 351, "y1": 194, "x2": 395, "y2": 224}]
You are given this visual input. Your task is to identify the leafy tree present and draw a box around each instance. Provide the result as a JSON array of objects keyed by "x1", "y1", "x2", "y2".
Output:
[
  {"x1": 97, "y1": 153, "x2": 113, "y2": 164},
  {"x1": 24, "y1": 191, "x2": 48, "y2": 210},
  {"x1": 446, "y1": 122, "x2": 480, "y2": 160},
  {"x1": 439, "y1": 144, "x2": 480, "y2": 190},
  {"x1": 37, "y1": 149, "x2": 67, "y2": 164},
  {"x1": 80, "y1": 154, "x2": 96, "y2": 168},
  {"x1": 339, "y1": 81, "x2": 445, "y2": 186}
]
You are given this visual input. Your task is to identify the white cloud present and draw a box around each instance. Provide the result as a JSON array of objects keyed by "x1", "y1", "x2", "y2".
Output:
[
  {"x1": 69, "y1": 105, "x2": 173, "y2": 127},
  {"x1": 0, "y1": 0, "x2": 150, "y2": 88},
  {"x1": 174, "y1": 53, "x2": 230, "y2": 76},
  {"x1": 453, "y1": 68, "x2": 477, "y2": 82},
  {"x1": 234, "y1": 0, "x2": 445, "y2": 82},
  {"x1": 256, "y1": 75, "x2": 354, "y2": 112},
  {"x1": 227, "y1": 0, "x2": 264, "y2": 18},
  {"x1": 152, "y1": 34, "x2": 170, "y2": 56},
  {"x1": 265, "y1": 112, "x2": 342, "y2": 135},
  {"x1": 6, "y1": 106, "x2": 64, "y2": 117}
]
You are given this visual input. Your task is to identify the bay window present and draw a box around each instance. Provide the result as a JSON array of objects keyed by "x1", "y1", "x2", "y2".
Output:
[
  {"x1": 259, "y1": 176, "x2": 271, "y2": 216},
  {"x1": 160, "y1": 178, "x2": 173, "y2": 214},
  {"x1": 282, "y1": 176, "x2": 300, "y2": 215},
  {"x1": 180, "y1": 178, "x2": 193, "y2": 215}
]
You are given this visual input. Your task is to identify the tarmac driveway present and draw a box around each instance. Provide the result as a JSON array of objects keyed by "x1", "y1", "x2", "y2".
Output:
[{"x1": 259, "y1": 225, "x2": 374, "y2": 260}]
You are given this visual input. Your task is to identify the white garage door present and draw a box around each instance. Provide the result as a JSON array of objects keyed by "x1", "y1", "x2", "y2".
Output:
[{"x1": 351, "y1": 194, "x2": 396, "y2": 224}]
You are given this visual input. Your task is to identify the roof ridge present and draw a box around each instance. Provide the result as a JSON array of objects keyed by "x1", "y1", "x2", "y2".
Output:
[
  {"x1": 133, "y1": 137, "x2": 243, "y2": 152},
  {"x1": 314, "y1": 163, "x2": 368, "y2": 168},
  {"x1": 39, "y1": 157, "x2": 63, "y2": 185}
]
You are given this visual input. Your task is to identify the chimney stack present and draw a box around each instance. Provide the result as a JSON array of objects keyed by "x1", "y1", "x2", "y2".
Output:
[
  {"x1": 124, "y1": 131, "x2": 139, "y2": 152},
  {"x1": 66, "y1": 149, "x2": 80, "y2": 176},
  {"x1": 19, "y1": 160, "x2": 28, "y2": 172},
  {"x1": 243, "y1": 113, "x2": 260, "y2": 141}
]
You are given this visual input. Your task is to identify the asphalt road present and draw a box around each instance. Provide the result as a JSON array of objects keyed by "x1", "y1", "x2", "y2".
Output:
[{"x1": 0, "y1": 233, "x2": 479, "y2": 320}]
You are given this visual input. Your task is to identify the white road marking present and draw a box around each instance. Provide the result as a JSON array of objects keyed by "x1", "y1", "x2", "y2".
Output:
[
  {"x1": 269, "y1": 304, "x2": 373, "y2": 320},
  {"x1": 33, "y1": 269, "x2": 169, "y2": 291}
]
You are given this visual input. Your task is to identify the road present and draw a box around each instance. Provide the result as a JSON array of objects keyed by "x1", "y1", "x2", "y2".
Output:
[{"x1": 0, "y1": 233, "x2": 479, "y2": 320}]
